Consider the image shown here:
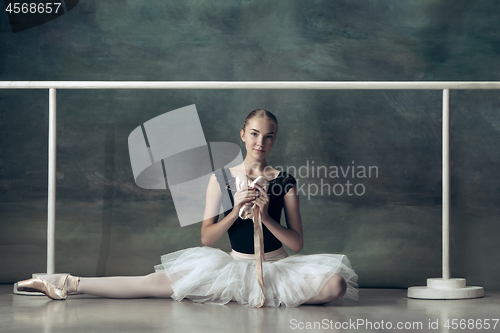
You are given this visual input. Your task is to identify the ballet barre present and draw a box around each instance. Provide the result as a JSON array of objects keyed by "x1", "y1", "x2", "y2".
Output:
[{"x1": 2, "y1": 80, "x2": 497, "y2": 299}]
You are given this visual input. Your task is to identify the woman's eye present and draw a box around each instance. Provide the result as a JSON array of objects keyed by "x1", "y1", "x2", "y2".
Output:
[{"x1": 251, "y1": 132, "x2": 257, "y2": 136}]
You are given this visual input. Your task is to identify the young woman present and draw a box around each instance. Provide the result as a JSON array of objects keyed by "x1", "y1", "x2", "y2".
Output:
[{"x1": 17, "y1": 109, "x2": 358, "y2": 307}]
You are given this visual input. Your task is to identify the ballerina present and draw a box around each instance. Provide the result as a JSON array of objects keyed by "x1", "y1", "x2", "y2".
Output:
[{"x1": 17, "y1": 109, "x2": 358, "y2": 307}]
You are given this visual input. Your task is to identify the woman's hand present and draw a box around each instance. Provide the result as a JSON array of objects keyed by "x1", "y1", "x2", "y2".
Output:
[
  {"x1": 252, "y1": 183, "x2": 270, "y2": 219},
  {"x1": 232, "y1": 186, "x2": 258, "y2": 214}
]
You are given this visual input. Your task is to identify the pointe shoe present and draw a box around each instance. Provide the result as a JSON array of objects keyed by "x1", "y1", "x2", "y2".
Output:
[
  {"x1": 67, "y1": 275, "x2": 80, "y2": 295},
  {"x1": 17, "y1": 274, "x2": 79, "y2": 300}
]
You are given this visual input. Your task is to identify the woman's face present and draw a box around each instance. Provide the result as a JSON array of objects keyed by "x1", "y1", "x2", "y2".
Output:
[{"x1": 240, "y1": 117, "x2": 277, "y2": 161}]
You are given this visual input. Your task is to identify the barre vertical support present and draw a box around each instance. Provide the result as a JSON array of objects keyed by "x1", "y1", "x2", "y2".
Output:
[
  {"x1": 442, "y1": 88, "x2": 450, "y2": 281},
  {"x1": 13, "y1": 88, "x2": 64, "y2": 295},
  {"x1": 47, "y1": 88, "x2": 57, "y2": 275},
  {"x1": 407, "y1": 89, "x2": 483, "y2": 299}
]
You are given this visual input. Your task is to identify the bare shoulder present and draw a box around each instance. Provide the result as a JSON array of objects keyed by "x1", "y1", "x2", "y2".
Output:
[
  {"x1": 228, "y1": 165, "x2": 246, "y2": 178},
  {"x1": 266, "y1": 167, "x2": 282, "y2": 180}
]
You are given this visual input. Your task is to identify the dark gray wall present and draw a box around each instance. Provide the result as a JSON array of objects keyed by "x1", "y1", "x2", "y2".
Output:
[{"x1": 1, "y1": 1, "x2": 500, "y2": 290}]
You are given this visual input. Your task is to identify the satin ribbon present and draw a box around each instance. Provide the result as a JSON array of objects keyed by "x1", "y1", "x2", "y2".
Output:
[{"x1": 235, "y1": 174, "x2": 269, "y2": 308}]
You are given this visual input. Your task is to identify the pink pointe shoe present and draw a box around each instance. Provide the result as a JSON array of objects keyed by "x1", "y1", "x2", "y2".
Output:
[{"x1": 17, "y1": 274, "x2": 80, "y2": 300}]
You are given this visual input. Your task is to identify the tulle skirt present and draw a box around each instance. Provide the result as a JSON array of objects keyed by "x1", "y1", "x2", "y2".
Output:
[{"x1": 154, "y1": 246, "x2": 358, "y2": 308}]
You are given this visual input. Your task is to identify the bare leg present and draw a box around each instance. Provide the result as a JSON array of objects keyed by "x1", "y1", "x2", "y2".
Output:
[
  {"x1": 303, "y1": 274, "x2": 347, "y2": 305},
  {"x1": 228, "y1": 274, "x2": 347, "y2": 305},
  {"x1": 78, "y1": 273, "x2": 173, "y2": 298},
  {"x1": 42, "y1": 272, "x2": 173, "y2": 298}
]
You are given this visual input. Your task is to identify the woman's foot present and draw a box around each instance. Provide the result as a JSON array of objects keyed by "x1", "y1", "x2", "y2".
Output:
[
  {"x1": 17, "y1": 274, "x2": 80, "y2": 300},
  {"x1": 42, "y1": 274, "x2": 80, "y2": 294}
]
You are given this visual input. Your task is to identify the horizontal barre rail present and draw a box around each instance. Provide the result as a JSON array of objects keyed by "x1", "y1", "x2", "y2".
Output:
[{"x1": 1, "y1": 81, "x2": 500, "y2": 90}]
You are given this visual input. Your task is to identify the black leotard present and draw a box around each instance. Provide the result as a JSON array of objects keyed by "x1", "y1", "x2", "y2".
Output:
[{"x1": 214, "y1": 168, "x2": 297, "y2": 254}]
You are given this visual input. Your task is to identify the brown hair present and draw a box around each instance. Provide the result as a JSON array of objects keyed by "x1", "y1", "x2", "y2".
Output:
[{"x1": 241, "y1": 109, "x2": 278, "y2": 135}]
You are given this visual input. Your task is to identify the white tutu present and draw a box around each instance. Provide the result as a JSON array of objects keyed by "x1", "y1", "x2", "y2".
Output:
[{"x1": 154, "y1": 246, "x2": 358, "y2": 307}]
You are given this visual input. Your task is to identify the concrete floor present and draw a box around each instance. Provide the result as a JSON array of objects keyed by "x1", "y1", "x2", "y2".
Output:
[{"x1": 1, "y1": 284, "x2": 498, "y2": 333}]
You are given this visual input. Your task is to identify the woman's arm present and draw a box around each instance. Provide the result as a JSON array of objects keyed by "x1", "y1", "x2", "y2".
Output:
[
  {"x1": 201, "y1": 173, "x2": 258, "y2": 246},
  {"x1": 256, "y1": 184, "x2": 303, "y2": 253}
]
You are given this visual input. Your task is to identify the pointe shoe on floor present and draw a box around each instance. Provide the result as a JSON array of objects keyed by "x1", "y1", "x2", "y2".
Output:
[{"x1": 17, "y1": 274, "x2": 80, "y2": 300}]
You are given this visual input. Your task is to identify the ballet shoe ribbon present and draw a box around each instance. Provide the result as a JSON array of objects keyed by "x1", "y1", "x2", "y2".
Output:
[
  {"x1": 235, "y1": 175, "x2": 269, "y2": 307},
  {"x1": 253, "y1": 205, "x2": 265, "y2": 307}
]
